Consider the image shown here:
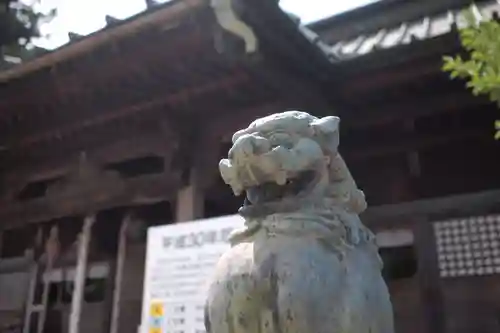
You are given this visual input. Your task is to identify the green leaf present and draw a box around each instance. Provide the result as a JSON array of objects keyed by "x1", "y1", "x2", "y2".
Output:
[
  {"x1": 0, "y1": 0, "x2": 56, "y2": 52},
  {"x1": 442, "y1": 12, "x2": 500, "y2": 140}
]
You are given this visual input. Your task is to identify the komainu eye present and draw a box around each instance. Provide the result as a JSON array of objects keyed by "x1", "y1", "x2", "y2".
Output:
[{"x1": 269, "y1": 132, "x2": 292, "y2": 146}]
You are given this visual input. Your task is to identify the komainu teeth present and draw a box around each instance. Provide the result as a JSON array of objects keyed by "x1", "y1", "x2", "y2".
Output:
[
  {"x1": 275, "y1": 171, "x2": 287, "y2": 185},
  {"x1": 232, "y1": 186, "x2": 243, "y2": 196}
]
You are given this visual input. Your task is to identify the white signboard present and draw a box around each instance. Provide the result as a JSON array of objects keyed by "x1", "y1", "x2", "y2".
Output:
[{"x1": 140, "y1": 215, "x2": 245, "y2": 333}]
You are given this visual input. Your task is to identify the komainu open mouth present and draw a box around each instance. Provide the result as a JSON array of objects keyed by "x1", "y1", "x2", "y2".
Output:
[{"x1": 243, "y1": 170, "x2": 317, "y2": 206}]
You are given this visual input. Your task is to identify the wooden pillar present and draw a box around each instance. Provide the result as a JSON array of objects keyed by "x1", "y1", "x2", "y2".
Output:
[
  {"x1": 414, "y1": 217, "x2": 447, "y2": 333},
  {"x1": 100, "y1": 257, "x2": 116, "y2": 333},
  {"x1": 109, "y1": 214, "x2": 131, "y2": 333},
  {"x1": 22, "y1": 250, "x2": 37, "y2": 333},
  {"x1": 176, "y1": 167, "x2": 204, "y2": 222},
  {"x1": 68, "y1": 215, "x2": 95, "y2": 333},
  {"x1": 37, "y1": 225, "x2": 60, "y2": 333}
]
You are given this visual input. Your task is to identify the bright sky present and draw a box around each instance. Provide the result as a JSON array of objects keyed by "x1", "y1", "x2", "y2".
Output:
[{"x1": 35, "y1": 0, "x2": 376, "y2": 49}]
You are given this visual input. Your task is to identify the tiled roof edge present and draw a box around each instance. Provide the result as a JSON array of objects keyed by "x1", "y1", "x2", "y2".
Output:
[
  {"x1": 307, "y1": 0, "x2": 490, "y2": 42},
  {"x1": 0, "y1": 0, "x2": 205, "y2": 83}
]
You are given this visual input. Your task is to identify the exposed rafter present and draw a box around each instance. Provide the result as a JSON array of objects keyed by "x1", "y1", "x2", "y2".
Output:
[
  {"x1": 2, "y1": 71, "x2": 250, "y2": 150},
  {"x1": 341, "y1": 92, "x2": 492, "y2": 130},
  {"x1": 0, "y1": 173, "x2": 181, "y2": 228},
  {"x1": 344, "y1": 127, "x2": 490, "y2": 161},
  {"x1": 0, "y1": 0, "x2": 207, "y2": 82}
]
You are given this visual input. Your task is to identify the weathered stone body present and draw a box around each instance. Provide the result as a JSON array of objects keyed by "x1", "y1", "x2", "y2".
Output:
[{"x1": 205, "y1": 111, "x2": 394, "y2": 333}]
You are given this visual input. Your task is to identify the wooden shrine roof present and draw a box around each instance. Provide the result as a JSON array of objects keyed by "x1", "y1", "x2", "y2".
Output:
[
  {"x1": 310, "y1": 0, "x2": 499, "y2": 72},
  {"x1": 0, "y1": 0, "x2": 343, "y2": 228},
  {"x1": 311, "y1": 0, "x2": 496, "y2": 53},
  {"x1": 0, "y1": 0, "x2": 333, "y2": 82},
  {"x1": 0, "y1": 0, "x2": 498, "y2": 228},
  {"x1": 0, "y1": 0, "x2": 337, "y2": 174}
]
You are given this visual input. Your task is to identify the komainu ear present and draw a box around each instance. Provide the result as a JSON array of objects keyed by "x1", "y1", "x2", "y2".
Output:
[
  {"x1": 232, "y1": 129, "x2": 247, "y2": 144},
  {"x1": 311, "y1": 116, "x2": 340, "y2": 153},
  {"x1": 311, "y1": 116, "x2": 340, "y2": 134}
]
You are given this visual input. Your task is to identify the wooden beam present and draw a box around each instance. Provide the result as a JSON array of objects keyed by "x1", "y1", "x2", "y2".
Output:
[
  {"x1": 0, "y1": 25, "x2": 214, "y2": 140},
  {"x1": 406, "y1": 150, "x2": 421, "y2": 176},
  {"x1": 207, "y1": 101, "x2": 293, "y2": 141},
  {"x1": 2, "y1": 130, "x2": 175, "y2": 184},
  {"x1": 246, "y1": 61, "x2": 332, "y2": 111},
  {"x1": 0, "y1": 0, "x2": 207, "y2": 82},
  {"x1": 44, "y1": 29, "x2": 208, "y2": 108},
  {"x1": 0, "y1": 19, "x2": 221, "y2": 119},
  {"x1": 5, "y1": 71, "x2": 249, "y2": 150},
  {"x1": 0, "y1": 77, "x2": 59, "y2": 122},
  {"x1": 338, "y1": 58, "x2": 440, "y2": 96},
  {"x1": 202, "y1": 92, "x2": 490, "y2": 145},
  {"x1": 342, "y1": 92, "x2": 491, "y2": 130},
  {"x1": 3, "y1": 98, "x2": 277, "y2": 191},
  {"x1": 362, "y1": 189, "x2": 500, "y2": 226},
  {"x1": 403, "y1": 120, "x2": 421, "y2": 177},
  {"x1": 176, "y1": 168, "x2": 205, "y2": 222},
  {"x1": 0, "y1": 173, "x2": 181, "y2": 229},
  {"x1": 2, "y1": 67, "x2": 163, "y2": 143},
  {"x1": 206, "y1": 93, "x2": 487, "y2": 148},
  {"x1": 38, "y1": 39, "x2": 196, "y2": 105},
  {"x1": 344, "y1": 127, "x2": 488, "y2": 161},
  {"x1": 413, "y1": 217, "x2": 447, "y2": 333}
]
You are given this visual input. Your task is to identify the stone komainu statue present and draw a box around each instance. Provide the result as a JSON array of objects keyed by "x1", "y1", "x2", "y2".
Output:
[{"x1": 204, "y1": 111, "x2": 394, "y2": 333}]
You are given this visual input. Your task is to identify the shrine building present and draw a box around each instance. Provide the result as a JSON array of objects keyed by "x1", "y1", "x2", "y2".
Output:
[{"x1": 0, "y1": 0, "x2": 499, "y2": 332}]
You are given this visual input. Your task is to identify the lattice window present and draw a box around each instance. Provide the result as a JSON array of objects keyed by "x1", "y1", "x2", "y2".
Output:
[{"x1": 433, "y1": 215, "x2": 500, "y2": 278}]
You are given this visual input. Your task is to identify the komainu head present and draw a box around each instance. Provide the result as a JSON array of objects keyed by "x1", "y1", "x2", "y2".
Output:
[{"x1": 219, "y1": 111, "x2": 367, "y2": 215}]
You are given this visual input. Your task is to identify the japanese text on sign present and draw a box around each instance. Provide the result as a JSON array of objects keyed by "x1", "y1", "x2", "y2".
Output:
[{"x1": 162, "y1": 228, "x2": 235, "y2": 249}]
